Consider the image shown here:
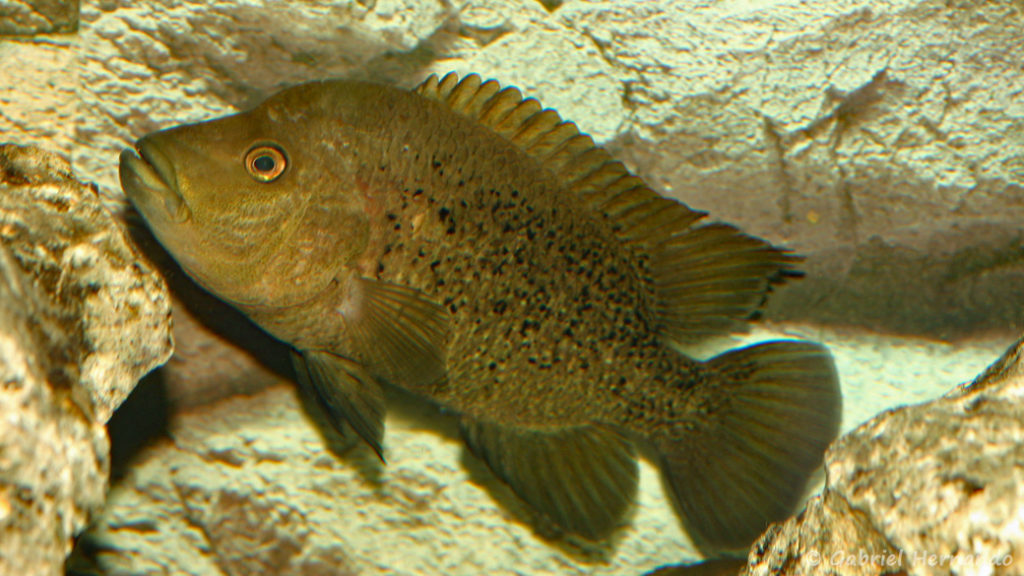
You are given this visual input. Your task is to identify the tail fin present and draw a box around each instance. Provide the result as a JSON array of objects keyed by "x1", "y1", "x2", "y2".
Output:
[{"x1": 657, "y1": 340, "x2": 841, "y2": 555}]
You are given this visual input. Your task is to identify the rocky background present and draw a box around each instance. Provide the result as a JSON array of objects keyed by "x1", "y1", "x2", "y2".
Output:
[
  {"x1": 0, "y1": 144, "x2": 171, "y2": 576},
  {"x1": 70, "y1": 0, "x2": 1024, "y2": 339},
  {"x1": 1, "y1": 0, "x2": 1022, "y2": 575}
]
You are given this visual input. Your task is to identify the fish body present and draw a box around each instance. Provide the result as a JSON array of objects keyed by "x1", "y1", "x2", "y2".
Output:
[{"x1": 121, "y1": 73, "x2": 841, "y2": 554}]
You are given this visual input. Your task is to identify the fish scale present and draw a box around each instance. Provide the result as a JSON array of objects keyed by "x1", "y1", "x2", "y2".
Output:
[
  {"x1": 352, "y1": 107, "x2": 658, "y2": 426},
  {"x1": 120, "y1": 73, "x2": 842, "y2": 554}
]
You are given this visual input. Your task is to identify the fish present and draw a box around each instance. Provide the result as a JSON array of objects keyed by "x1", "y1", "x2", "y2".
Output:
[{"x1": 119, "y1": 72, "x2": 842, "y2": 554}]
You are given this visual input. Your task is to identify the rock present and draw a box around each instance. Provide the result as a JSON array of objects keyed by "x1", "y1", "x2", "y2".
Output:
[
  {"x1": 0, "y1": 144, "x2": 172, "y2": 576},
  {"x1": 553, "y1": 0, "x2": 1024, "y2": 338},
  {"x1": 0, "y1": 0, "x2": 78, "y2": 34},
  {"x1": 736, "y1": 334, "x2": 1024, "y2": 576},
  {"x1": 67, "y1": 0, "x2": 1023, "y2": 338},
  {"x1": 72, "y1": 0, "x2": 460, "y2": 201},
  {"x1": 0, "y1": 35, "x2": 78, "y2": 159}
]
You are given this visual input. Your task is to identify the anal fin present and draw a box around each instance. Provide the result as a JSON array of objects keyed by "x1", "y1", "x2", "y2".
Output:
[
  {"x1": 293, "y1": 349, "x2": 386, "y2": 461},
  {"x1": 461, "y1": 418, "x2": 638, "y2": 540}
]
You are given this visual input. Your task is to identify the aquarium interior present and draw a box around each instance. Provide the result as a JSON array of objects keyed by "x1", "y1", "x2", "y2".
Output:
[{"x1": 0, "y1": 0, "x2": 1019, "y2": 575}]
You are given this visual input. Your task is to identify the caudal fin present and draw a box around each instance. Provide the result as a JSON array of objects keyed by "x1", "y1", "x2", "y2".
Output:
[{"x1": 657, "y1": 340, "x2": 841, "y2": 555}]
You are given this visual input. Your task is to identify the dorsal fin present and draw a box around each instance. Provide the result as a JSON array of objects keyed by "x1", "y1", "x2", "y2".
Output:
[{"x1": 416, "y1": 72, "x2": 800, "y2": 342}]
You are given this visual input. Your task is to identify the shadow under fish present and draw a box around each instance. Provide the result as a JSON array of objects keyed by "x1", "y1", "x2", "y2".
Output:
[
  {"x1": 119, "y1": 72, "x2": 842, "y2": 555},
  {"x1": 645, "y1": 557, "x2": 748, "y2": 576}
]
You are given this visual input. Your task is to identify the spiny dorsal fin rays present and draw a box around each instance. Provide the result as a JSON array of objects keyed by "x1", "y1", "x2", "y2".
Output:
[
  {"x1": 415, "y1": 72, "x2": 800, "y2": 343},
  {"x1": 479, "y1": 86, "x2": 527, "y2": 126}
]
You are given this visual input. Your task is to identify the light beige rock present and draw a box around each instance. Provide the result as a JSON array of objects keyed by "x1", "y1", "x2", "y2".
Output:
[
  {"x1": 0, "y1": 0, "x2": 78, "y2": 34},
  {"x1": 736, "y1": 334, "x2": 1024, "y2": 576},
  {"x1": 555, "y1": 0, "x2": 1024, "y2": 337},
  {"x1": 66, "y1": 0, "x2": 1023, "y2": 337},
  {"x1": 0, "y1": 35, "x2": 78, "y2": 158},
  {"x1": 72, "y1": 0, "x2": 460, "y2": 209},
  {"x1": 0, "y1": 144, "x2": 172, "y2": 576}
]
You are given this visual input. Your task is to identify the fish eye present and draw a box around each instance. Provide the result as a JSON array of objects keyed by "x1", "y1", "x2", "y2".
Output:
[{"x1": 244, "y1": 145, "x2": 287, "y2": 182}]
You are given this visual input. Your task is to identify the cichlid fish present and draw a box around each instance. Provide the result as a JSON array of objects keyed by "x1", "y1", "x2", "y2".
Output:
[{"x1": 120, "y1": 73, "x2": 841, "y2": 554}]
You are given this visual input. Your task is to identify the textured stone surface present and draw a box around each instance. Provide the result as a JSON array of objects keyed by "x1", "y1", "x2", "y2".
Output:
[
  {"x1": 0, "y1": 0, "x2": 78, "y2": 34},
  {"x1": 737, "y1": 334, "x2": 1024, "y2": 576},
  {"x1": 0, "y1": 35, "x2": 78, "y2": 158},
  {"x1": 0, "y1": 144, "x2": 172, "y2": 576},
  {"x1": 556, "y1": 0, "x2": 1024, "y2": 338},
  {"x1": 69, "y1": 0, "x2": 1024, "y2": 337}
]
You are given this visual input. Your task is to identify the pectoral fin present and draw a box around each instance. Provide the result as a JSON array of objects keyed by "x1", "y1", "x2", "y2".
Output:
[
  {"x1": 293, "y1": 349, "x2": 386, "y2": 461},
  {"x1": 461, "y1": 418, "x2": 638, "y2": 540},
  {"x1": 341, "y1": 277, "x2": 450, "y2": 388}
]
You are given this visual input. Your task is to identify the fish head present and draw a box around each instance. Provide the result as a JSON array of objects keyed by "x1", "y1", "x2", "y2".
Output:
[{"x1": 120, "y1": 83, "x2": 371, "y2": 309}]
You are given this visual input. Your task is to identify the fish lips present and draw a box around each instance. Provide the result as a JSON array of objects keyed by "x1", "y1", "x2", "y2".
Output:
[{"x1": 120, "y1": 138, "x2": 190, "y2": 223}]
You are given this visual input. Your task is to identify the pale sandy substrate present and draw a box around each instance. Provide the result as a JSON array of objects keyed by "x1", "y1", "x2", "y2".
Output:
[{"x1": 700, "y1": 322, "x2": 1007, "y2": 436}]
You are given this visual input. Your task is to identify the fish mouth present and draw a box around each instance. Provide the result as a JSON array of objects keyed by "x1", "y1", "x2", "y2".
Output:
[{"x1": 119, "y1": 138, "x2": 190, "y2": 223}]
